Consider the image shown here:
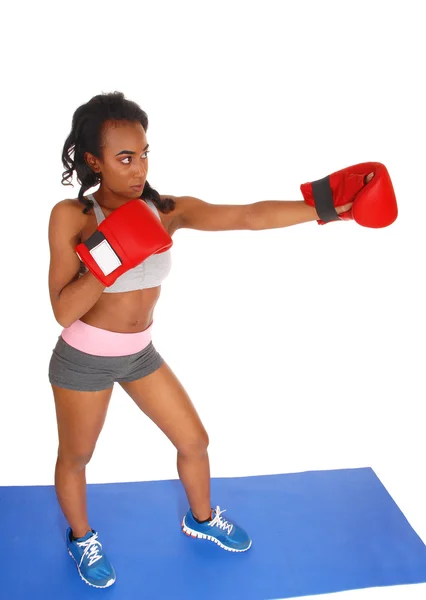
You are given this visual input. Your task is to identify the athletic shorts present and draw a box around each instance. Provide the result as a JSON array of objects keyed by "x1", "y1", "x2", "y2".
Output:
[{"x1": 48, "y1": 319, "x2": 164, "y2": 392}]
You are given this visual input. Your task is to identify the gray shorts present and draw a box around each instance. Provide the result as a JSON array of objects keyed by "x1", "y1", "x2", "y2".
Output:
[{"x1": 48, "y1": 336, "x2": 164, "y2": 392}]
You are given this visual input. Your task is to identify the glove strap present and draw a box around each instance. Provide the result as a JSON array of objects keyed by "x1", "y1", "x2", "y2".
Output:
[
  {"x1": 311, "y1": 176, "x2": 340, "y2": 222},
  {"x1": 82, "y1": 231, "x2": 122, "y2": 276}
]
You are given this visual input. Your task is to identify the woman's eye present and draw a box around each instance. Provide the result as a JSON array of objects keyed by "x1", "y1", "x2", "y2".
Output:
[{"x1": 121, "y1": 150, "x2": 149, "y2": 165}]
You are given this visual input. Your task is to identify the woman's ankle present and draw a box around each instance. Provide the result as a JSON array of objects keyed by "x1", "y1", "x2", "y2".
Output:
[{"x1": 70, "y1": 525, "x2": 92, "y2": 539}]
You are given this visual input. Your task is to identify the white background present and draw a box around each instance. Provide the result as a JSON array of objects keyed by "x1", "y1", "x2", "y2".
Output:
[{"x1": 1, "y1": 1, "x2": 425, "y2": 598}]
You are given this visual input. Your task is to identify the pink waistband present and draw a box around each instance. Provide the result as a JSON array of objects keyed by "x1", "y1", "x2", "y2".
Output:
[{"x1": 61, "y1": 320, "x2": 154, "y2": 357}]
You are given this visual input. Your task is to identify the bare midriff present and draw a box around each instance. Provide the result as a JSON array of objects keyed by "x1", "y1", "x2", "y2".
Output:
[{"x1": 80, "y1": 286, "x2": 161, "y2": 333}]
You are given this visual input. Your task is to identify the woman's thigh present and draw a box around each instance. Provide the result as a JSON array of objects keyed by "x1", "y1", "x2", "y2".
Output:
[
  {"x1": 119, "y1": 362, "x2": 208, "y2": 452},
  {"x1": 52, "y1": 385, "x2": 113, "y2": 461},
  {"x1": 49, "y1": 337, "x2": 116, "y2": 459}
]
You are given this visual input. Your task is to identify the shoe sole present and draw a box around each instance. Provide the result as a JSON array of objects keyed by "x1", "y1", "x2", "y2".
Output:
[
  {"x1": 181, "y1": 519, "x2": 252, "y2": 553},
  {"x1": 67, "y1": 549, "x2": 116, "y2": 588}
]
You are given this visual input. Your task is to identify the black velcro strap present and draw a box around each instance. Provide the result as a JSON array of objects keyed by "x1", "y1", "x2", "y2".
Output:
[
  {"x1": 83, "y1": 230, "x2": 107, "y2": 250},
  {"x1": 82, "y1": 230, "x2": 122, "y2": 276},
  {"x1": 311, "y1": 176, "x2": 340, "y2": 222}
]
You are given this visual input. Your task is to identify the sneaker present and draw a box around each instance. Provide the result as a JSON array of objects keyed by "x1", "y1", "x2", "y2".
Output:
[
  {"x1": 182, "y1": 505, "x2": 252, "y2": 552},
  {"x1": 66, "y1": 528, "x2": 116, "y2": 588}
]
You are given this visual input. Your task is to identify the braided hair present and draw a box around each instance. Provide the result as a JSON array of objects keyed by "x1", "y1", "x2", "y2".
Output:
[{"x1": 61, "y1": 91, "x2": 175, "y2": 215}]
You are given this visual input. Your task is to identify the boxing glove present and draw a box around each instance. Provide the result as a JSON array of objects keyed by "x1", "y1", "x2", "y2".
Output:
[
  {"x1": 75, "y1": 199, "x2": 173, "y2": 286},
  {"x1": 300, "y1": 162, "x2": 398, "y2": 228}
]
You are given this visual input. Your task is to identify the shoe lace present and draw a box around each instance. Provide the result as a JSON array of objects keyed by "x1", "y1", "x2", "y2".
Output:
[
  {"x1": 77, "y1": 532, "x2": 103, "y2": 567},
  {"x1": 209, "y1": 506, "x2": 233, "y2": 535}
]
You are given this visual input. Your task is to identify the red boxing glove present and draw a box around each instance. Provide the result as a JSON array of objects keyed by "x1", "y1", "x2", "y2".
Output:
[
  {"x1": 75, "y1": 199, "x2": 173, "y2": 286},
  {"x1": 300, "y1": 162, "x2": 398, "y2": 228}
]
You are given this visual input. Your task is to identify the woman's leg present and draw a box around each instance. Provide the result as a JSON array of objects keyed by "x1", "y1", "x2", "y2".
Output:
[
  {"x1": 119, "y1": 363, "x2": 211, "y2": 521},
  {"x1": 52, "y1": 385, "x2": 113, "y2": 537},
  {"x1": 119, "y1": 361, "x2": 252, "y2": 552}
]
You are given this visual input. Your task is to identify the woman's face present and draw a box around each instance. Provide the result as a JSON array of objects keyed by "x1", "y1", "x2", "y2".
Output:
[{"x1": 86, "y1": 120, "x2": 150, "y2": 199}]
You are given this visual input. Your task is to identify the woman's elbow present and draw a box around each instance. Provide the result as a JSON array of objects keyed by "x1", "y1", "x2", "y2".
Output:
[{"x1": 51, "y1": 304, "x2": 73, "y2": 329}]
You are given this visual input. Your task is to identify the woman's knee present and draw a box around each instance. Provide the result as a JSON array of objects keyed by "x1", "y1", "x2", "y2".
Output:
[
  {"x1": 176, "y1": 429, "x2": 209, "y2": 457},
  {"x1": 56, "y1": 447, "x2": 95, "y2": 471}
]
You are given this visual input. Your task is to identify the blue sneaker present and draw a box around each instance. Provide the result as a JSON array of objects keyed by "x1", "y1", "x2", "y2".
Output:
[
  {"x1": 182, "y1": 505, "x2": 252, "y2": 552},
  {"x1": 66, "y1": 528, "x2": 116, "y2": 588}
]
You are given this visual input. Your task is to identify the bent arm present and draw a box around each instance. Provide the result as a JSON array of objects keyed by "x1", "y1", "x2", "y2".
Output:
[{"x1": 48, "y1": 202, "x2": 106, "y2": 328}]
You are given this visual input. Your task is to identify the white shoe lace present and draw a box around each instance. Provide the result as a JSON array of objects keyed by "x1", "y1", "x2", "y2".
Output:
[
  {"x1": 77, "y1": 532, "x2": 103, "y2": 567},
  {"x1": 209, "y1": 506, "x2": 234, "y2": 535}
]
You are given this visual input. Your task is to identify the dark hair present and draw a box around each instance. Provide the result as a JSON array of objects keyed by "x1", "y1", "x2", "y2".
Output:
[{"x1": 61, "y1": 91, "x2": 176, "y2": 215}]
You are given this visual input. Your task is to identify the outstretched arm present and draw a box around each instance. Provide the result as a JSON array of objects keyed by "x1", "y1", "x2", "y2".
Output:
[
  {"x1": 162, "y1": 169, "x2": 379, "y2": 232},
  {"x1": 162, "y1": 195, "x2": 352, "y2": 232}
]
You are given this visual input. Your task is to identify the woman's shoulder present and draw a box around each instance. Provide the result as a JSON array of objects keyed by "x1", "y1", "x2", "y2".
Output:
[
  {"x1": 52, "y1": 196, "x2": 88, "y2": 210},
  {"x1": 50, "y1": 197, "x2": 92, "y2": 216},
  {"x1": 49, "y1": 197, "x2": 91, "y2": 236}
]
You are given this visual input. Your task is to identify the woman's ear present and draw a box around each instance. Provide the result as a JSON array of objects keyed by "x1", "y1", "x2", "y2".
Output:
[{"x1": 84, "y1": 151, "x2": 100, "y2": 173}]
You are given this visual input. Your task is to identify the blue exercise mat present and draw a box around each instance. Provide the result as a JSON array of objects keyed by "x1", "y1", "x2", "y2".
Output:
[{"x1": 1, "y1": 467, "x2": 426, "y2": 599}]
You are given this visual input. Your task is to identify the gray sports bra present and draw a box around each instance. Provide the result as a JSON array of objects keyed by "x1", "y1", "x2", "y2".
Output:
[{"x1": 79, "y1": 194, "x2": 172, "y2": 293}]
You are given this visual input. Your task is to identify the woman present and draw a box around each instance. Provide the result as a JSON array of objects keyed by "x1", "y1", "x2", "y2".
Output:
[{"x1": 48, "y1": 91, "x2": 360, "y2": 589}]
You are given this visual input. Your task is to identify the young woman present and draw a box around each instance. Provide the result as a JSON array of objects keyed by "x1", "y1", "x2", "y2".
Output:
[{"x1": 48, "y1": 91, "x2": 365, "y2": 589}]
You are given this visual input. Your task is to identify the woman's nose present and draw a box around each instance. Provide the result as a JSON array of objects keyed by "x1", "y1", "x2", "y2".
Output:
[{"x1": 133, "y1": 158, "x2": 148, "y2": 177}]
